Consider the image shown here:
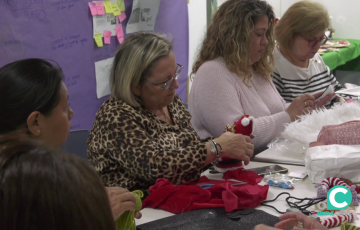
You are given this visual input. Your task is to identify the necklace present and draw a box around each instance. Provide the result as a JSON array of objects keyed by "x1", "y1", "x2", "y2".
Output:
[{"x1": 163, "y1": 107, "x2": 172, "y2": 124}]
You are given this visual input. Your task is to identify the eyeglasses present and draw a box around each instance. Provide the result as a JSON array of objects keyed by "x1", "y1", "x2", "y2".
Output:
[
  {"x1": 143, "y1": 63, "x2": 183, "y2": 91},
  {"x1": 300, "y1": 34, "x2": 328, "y2": 47}
]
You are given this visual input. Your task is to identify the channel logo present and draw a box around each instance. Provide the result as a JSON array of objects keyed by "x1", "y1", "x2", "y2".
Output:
[
  {"x1": 327, "y1": 185, "x2": 352, "y2": 210},
  {"x1": 317, "y1": 185, "x2": 353, "y2": 215}
]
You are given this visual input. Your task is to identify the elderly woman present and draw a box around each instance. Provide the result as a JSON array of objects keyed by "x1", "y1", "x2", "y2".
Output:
[
  {"x1": 87, "y1": 32, "x2": 254, "y2": 193},
  {"x1": 273, "y1": 1, "x2": 342, "y2": 105},
  {"x1": 188, "y1": 0, "x2": 332, "y2": 153},
  {"x1": 0, "y1": 136, "x2": 115, "y2": 230},
  {"x1": 0, "y1": 58, "x2": 139, "y2": 220}
]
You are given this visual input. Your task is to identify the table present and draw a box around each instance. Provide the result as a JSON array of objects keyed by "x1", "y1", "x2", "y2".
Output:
[
  {"x1": 322, "y1": 39, "x2": 360, "y2": 71},
  {"x1": 136, "y1": 162, "x2": 360, "y2": 229}
]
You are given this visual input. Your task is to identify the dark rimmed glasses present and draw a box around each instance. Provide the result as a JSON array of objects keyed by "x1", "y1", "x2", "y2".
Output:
[
  {"x1": 143, "y1": 63, "x2": 184, "y2": 91},
  {"x1": 300, "y1": 34, "x2": 329, "y2": 47}
]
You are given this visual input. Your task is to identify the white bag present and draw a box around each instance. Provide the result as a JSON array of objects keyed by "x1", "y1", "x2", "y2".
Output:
[{"x1": 305, "y1": 145, "x2": 360, "y2": 183}]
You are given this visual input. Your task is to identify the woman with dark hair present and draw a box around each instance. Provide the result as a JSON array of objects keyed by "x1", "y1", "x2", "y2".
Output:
[
  {"x1": 0, "y1": 58, "x2": 72, "y2": 146},
  {"x1": 0, "y1": 136, "x2": 115, "y2": 230},
  {"x1": 0, "y1": 58, "x2": 141, "y2": 220}
]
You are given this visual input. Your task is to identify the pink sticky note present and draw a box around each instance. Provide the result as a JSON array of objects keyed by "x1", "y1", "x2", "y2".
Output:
[
  {"x1": 95, "y1": 2, "x2": 105, "y2": 15},
  {"x1": 88, "y1": 2, "x2": 97, "y2": 15},
  {"x1": 103, "y1": 30, "x2": 112, "y2": 44},
  {"x1": 118, "y1": 12, "x2": 126, "y2": 22},
  {"x1": 116, "y1": 24, "x2": 124, "y2": 44}
]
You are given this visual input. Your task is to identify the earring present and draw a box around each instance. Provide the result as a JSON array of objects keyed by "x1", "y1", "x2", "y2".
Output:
[{"x1": 37, "y1": 130, "x2": 41, "y2": 134}]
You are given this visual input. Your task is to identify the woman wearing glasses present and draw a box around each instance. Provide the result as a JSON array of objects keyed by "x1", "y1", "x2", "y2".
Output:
[
  {"x1": 87, "y1": 32, "x2": 254, "y2": 194},
  {"x1": 188, "y1": 0, "x2": 333, "y2": 153},
  {"x1": 273, "y1": 1, "x2": 343, "y2": 106}
]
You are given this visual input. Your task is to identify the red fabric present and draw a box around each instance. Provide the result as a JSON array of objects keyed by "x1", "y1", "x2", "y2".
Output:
[
  {"x1": 215, "y1": 157, "x2": 243, "y2": 169},
  {"x1": 143, "y1": 176, "x2": 269, "y2": 213},
  {"x1": 223, "y1": 168, "x2": 263, "y2": 185}
]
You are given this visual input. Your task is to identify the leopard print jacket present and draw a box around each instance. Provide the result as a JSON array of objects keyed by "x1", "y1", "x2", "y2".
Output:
[{"x1": 87, "y1": 95, "x2": 208, "y2": 194}]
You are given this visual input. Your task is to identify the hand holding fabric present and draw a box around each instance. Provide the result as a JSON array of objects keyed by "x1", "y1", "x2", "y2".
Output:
[{"x1": 105, "y1": 187, "x2": 142, "y2": 220}]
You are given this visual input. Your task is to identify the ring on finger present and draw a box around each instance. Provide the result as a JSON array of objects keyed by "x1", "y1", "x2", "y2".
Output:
[
  {"x1": 304, "y1": 101, "x2": 307, "y2": 106},
  {"x1": 296, "y1": 221, "x2": 303, "y2": 228}
]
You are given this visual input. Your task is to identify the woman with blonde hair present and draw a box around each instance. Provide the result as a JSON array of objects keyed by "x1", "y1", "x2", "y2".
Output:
[
  {"x1": 188, "y1": 0, "x2": 332, "y2": 153},
  {"x1": 273, "y1": 1, "x2": 342, "y2": 105},
  {"x1": 87, "y1": 32, "x2": 254, "y2": 194}
]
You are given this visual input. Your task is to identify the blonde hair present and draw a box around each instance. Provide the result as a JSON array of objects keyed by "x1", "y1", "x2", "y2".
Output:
[
  {"x1": 192, "y1": 0, "x2": 275, "y2": 84},
  {"x1": 275, "y1": 1, "x2": 330, "y2": 51},
  {"x1": 110, "y1": 32, "x2": 173, "y2": 107}
]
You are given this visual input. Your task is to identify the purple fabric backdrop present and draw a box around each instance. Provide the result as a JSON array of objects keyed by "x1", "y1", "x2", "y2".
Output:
[{"x1": 0, "y1": 0, "x2": 189, "y2": 131}]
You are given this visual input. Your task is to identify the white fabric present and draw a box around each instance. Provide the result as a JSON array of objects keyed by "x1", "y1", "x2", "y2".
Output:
[
  {"x1": 305, "y1": 145, "x2": 360, "y2": 183},
  {"x1": 268, "y1": 102, "x2": 360, "y2": 155}
]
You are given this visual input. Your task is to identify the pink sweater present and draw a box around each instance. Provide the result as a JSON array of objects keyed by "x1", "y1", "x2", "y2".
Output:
[{"x1": 188, "y1": 57, "x2": 291, "y2": 153}]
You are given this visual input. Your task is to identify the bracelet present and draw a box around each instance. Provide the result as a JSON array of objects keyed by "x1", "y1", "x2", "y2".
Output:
[
  {"x1": 216, "y1": 143, "x2": 223, "y2": 153},
  {"x1": 209, "y1": 140, "x2": 219, "y2": 165}
]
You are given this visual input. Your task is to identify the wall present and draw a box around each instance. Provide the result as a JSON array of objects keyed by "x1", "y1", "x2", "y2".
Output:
[
  {"x1": 268, "y1": 0, "x2": 360, "y2": 40},
  {"x1": 187, "y1": 0, "x2": 207, "y2": 93}
]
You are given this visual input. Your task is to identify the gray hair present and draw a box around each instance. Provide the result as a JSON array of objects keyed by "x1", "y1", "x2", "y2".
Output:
[{"x1": 110, "y1": 32, "x2": 173, "y2": 107}]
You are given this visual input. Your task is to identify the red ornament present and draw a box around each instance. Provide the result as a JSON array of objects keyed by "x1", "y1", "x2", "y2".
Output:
[{"x1": 215, "y1": 115, "x2": 254, "y2": 173}]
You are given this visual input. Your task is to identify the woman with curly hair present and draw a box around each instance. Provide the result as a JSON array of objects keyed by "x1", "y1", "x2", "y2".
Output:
[{"x1": 188, "y1": 0, "x2": 332, "y2": 153}]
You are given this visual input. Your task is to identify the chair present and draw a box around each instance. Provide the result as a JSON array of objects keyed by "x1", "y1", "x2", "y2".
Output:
[{"x1": 62, "y1": 130, "x2": 90, "y2": 162}]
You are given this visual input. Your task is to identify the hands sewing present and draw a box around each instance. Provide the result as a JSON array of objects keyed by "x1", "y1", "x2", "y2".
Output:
[
  {"x1": 105, "y1": 187, "x2": 142, "y2": 220},
  {"x1": 286, "y1": 92, "x2": 335, "y2": 122}
]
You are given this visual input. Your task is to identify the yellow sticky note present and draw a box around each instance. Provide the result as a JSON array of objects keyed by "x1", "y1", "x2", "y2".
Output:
[
  {"x1": 104, "y1": 1, "x2": 113, "y2": 14},
  {"x1": 94, "y1": 33, "x2": 103, "y2": 47},
  {"x1": 119, "y1": 0, "x2": 125, "y2": 11},
  {"x1": 111, "y1": 2, "x2": 121, "y2": 16}
]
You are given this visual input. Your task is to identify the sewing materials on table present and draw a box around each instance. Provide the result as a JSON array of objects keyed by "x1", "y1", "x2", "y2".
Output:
[
  {"x1": 215, "y1": 115, "x2": 254, "y2": 173},
  {"x1": 264, "y1": 171, "x2": 296, "y2": 189},
  {"x1": 261, "y1": 192, "x2": 326, "y2": 215},
  {"x1": 116, "y1": 190, "x2": 143, "y2": 230},
  {"x1": 320, "y1": 211, "x2": 357, "y2": 228},
  {"x1": 315, "y1": 177, "x2": 359, "y2": 206},
  {"x1": 341, "y1": 220, "x2": 360, "y2": 230}
]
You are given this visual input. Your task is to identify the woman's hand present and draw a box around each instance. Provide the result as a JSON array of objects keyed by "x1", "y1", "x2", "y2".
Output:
[
  {"x1": 105, "y1": 187, "x2": 142, "y2": 220},
  {"x1": 214, "y1": 132, "x2": 254, "y2": 165},
  {"x1": 286, "y1": 94, "x2": 316, "y2": 121},
  {"x1": 275, "y1": 212, "x2": 327, "y2": 230},
  {"x1": 312, "y1": 91, "x2": 335, "y2": 110},
  {"x1": 253, "y1": 212, "x2": 327, "y2": 230}
]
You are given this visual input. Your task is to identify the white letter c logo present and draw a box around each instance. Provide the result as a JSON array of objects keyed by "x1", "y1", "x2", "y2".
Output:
[{"x1": 329, "y1": 187, "x2": 348, "y2": 209}]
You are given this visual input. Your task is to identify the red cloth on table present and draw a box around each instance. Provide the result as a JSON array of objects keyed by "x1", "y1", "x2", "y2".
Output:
[
  {"x1": 142, "y1": 172, "x2": 268, "y2": 213},
  {"x1": 223, "y1": 168, "x2": 263, "y2": 184}
]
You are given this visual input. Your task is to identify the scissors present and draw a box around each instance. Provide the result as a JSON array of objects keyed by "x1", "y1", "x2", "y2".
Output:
[{"x1": 198, "y1": 181, "x2": 248, "y2": 189}]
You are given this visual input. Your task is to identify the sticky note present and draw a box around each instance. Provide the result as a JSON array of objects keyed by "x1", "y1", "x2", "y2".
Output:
[
  {"x1": 88, "y1": 2, "x2": 97, "y2": 16},
  {"x1": 94, "y1": 33, "x2": 103, "y2": 47},
  {"x1": 111, "y1": 2, "x2": 121, "y2": 16},
  {"x1": 95, "y1": 2, "x2": 105, "y2": 15},
  {"x1": 116, "y1": 24, "x2": 124, "y2": 44},
  {"x1": 118, "y1": 0, "x2": 125, "y2": 11},
  {"x1": 103, "y1": 30, "x2": 112, "y2": 44},
  {"x1": 118, "y1": 12, "x2": 126, "y2": 22},
  {"x1": 103, "y1": 1, "x2": 113, "y2": 14}
]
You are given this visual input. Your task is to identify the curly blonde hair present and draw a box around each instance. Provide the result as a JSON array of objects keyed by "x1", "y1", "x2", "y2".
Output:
[{"x1": 191, "y1": 0, "x2": 275, "y2": 85}]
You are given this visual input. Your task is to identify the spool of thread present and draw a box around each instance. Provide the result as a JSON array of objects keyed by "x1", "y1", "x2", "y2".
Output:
[
  {"x1": 320, "y1": 211, "x2": 356, "y2": 228},
  {"x1": 341, "y1": 220, "x2": 360, "y2": 230},
  {"x1": 115, "y1": 190, "x2": 144, "y2": 230},
  {"x1": 316, "y1": 201, "x2": 327, "y2": 211}
]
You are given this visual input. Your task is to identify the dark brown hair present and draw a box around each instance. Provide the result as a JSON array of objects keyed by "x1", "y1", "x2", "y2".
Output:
[
  {"x1": 0, "y1": 136, "x2": 115, "y2": 230},
  {"x1": 0, "y1": 58, "x2": 64, "y2": 135}
]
